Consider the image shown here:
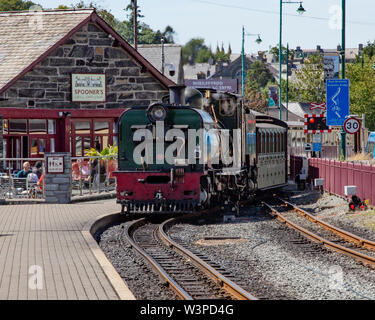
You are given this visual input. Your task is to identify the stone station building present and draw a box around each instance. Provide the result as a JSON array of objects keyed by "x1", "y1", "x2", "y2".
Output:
[{"x1": 0, "y1": 9, "x2": 174, "y2": 163}]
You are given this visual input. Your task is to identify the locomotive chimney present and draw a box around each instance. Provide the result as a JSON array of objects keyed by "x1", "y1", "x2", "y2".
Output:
[{"x1": 169, "y1": 85, "x2": 186, "y2": 105}]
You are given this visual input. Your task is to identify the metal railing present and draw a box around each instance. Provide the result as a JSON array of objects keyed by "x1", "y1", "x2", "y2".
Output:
[
  {"x1": 71, "y1": 156, "x2": 117, "y2": 198},
  {"x1": 0, "y1": 158, "x2": 45, "y2": 200}
]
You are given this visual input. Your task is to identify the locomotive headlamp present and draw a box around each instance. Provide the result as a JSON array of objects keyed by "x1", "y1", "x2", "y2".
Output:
[{"x1": 147, "y1": 103, "x2": 168, "y2": 122}]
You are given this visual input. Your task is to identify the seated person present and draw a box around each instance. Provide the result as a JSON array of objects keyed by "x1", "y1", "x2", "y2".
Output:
[
  {"x1": 16, "y1": 162, "x2": 32, "y2": 178},
  {"x1": 37, "y1": 173, "x2": 45, "y2": 192},
  {"x1": 32, "y1": 161, "x2": 43, "y2": 179}
]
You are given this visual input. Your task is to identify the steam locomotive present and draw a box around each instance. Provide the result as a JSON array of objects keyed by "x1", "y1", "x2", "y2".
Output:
[{"x1": 114, "y1": 86, "x2": 288, "y2": 214}]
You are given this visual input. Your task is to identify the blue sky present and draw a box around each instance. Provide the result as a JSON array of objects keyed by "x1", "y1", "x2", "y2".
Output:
[{"x1": 36, "y1": 0, "x2": 375, "y2": 54}]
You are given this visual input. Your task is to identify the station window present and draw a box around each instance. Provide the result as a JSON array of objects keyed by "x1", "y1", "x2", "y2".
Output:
[
  {"x1": 9, "y1": 119, "x2": 27, "y2": 134},
  {"x1": 29, "y1": 119, "x2": 47, "y2": 134},
  {"x1": 75, "y1": 136, "x2": 91, "y2": 156},
  {"x1": 94, "y1": 121, "x2": 109, "y2": 134},
  {"x1": 2, "y1": 119, "x2": 8, "y2": 134},
  {"x1": 48, "y1": 120, "x2": 56, "y2": 134},
  {"x1": 75, "y1": 122, "x2": 91, "y2": 134}
]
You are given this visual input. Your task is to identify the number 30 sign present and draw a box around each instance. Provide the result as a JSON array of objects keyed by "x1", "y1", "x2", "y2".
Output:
[{"x1": 344, "y1": 117, "x2": 361, "y2": 134}]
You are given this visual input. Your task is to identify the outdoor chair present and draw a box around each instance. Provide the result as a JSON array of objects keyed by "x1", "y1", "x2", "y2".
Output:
[{"x1": 10, "y1": 178, "x2": 28, "y2": 198}]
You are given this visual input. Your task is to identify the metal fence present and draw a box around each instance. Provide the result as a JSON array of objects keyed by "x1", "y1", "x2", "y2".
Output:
[
  {"x1": 71, "y1": 156, "x2": 117, "y2": 198},
  {"x1": 0, "y1": 158, "x2": 45, "y2": 200},
  {"x1": 290, "y1": 155, "x2": 375, "y2": 205},
  {"x1": 0, "y1": 156, "x2": 118, "y2": 201}
]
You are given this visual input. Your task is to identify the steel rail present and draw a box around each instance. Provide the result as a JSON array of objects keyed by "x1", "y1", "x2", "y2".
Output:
[
  {"x1": 159, "y1": 218, "x2": 258, "y2": 300},
  {"x1": 124, "y1": 218, "x2": 193, "y2": 300},
  {"x1": 263, "y1": 202, "x2": 375, "y2": 268},
  {"x1": 278, "y1": 197, "x2": 375, "y2": 251}
]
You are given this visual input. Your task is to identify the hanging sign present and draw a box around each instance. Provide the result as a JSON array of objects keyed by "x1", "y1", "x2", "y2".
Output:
[
  {"x1": 71, "y1": 73, "x2": 106, "y2": 102},
  {"x1": 47, "y1": 156, "x2": 64, "y2": 174}
]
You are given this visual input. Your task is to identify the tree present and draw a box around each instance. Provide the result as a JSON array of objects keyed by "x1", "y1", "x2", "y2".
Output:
[
  {"x1": 347, "y1": 56, "x2": 375, "y2": 130},
  {"x1": 270, "y1": 44, "x2": 295, "y2": 62},
  {"x1": 246, "y1": 60, "x2": 274, "y2": 91},
  {"x1": 196, "y1": 47, "x2": 214, "y2": 63},
  {"x1": 244, "y1": 87, "x2": 268, "y2": 113},
  {"x1": 182, "y1": 38, "x2": 209, "y2": 64},
  {"x1": 288, "y1": 53, "x2": 325, "y2": 103},
  {"x1": 0, "y1": 0, "x2": 37, "y2": 11},
  {"x1": 59, "y1": 1, "x2": 117, "y2": 28},
  {"x1": 362, "y1": 40, "x2": 375, "y2": 59}
]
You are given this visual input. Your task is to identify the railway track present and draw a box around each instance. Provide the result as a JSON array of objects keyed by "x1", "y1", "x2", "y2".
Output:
[
  {"x1": 121, "y1": 217, "x2": 257, "y2": 300},
  {"x1": 263, "y1": 197, "x2": 375, "y2": 268}
]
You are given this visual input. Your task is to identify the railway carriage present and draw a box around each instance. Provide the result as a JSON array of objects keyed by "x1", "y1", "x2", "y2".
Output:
[{"x1": 114, "y1": 86, "x2": 288, "y2": 214}]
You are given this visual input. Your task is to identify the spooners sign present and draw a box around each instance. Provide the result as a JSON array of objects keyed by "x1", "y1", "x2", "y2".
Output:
[{"x1": 71, "y1": 73, "x2": 106, "y2": 102}]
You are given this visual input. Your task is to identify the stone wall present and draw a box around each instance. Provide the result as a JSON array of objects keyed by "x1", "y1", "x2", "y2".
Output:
[
  {"x1": 44, "y1": 152, "x2": 71, "y2": 204},
  {"x1": 0, "y1": 23, "x2": 169, "y2": 109}
]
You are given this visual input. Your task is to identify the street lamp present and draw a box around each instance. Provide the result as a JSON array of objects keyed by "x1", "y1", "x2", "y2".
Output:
[
  {"x1": 241, "y1": 26, "x2": 262, "y2": 96},
  {"x1": 279, "y1": 1, "x2": 306, "y2": 120}
]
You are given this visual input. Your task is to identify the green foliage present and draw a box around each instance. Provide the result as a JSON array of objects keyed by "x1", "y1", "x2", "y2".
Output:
[
  {"x1": 246, "y1": 60, "x2": 274, "y2": 91},
  {"x1": 182, "y1": 38, "x2": 231, "y2": 65},
  {"x1": 244, "y1": 87, "x2": 268, "y2": 113},
  {"x1": 57, "y1": 1, "x2": 174, "y2": 44},
  {"x1": 84, "y1": 144, "x2": 118, "y2": 160},
  {"x1": 287, "y1": 54, "x2": 325, "y2": 103},
  {"x1": 270, "y1": 45, "x2": 295, "y2": 63},
  {"x1": 346, "y1": 55, "x2": 375, "y2": 130},
  {"x1": 196, "y1": 47, "x2": 213, "y2": 63},
  {"x1": 363, "y1": 40, "x2": 375, "y2": 59},
  {"x1": 182, "y1": 38, "x2": 208, "y2": 64},
  {"x1": 0, "y1": 0, "x2": 37, "y2": 11}
]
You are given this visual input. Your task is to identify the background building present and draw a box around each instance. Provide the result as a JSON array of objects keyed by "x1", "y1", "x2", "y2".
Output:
[{"x1": 0, "y1": 9, "x2": 174, "y2": 160}]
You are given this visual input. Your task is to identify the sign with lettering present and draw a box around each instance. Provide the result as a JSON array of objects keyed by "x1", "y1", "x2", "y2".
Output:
[
  {"x1": 71, "y1": 73, "x2": 106, "y2": 102},
  {"x1": 47, "y1": 156, "x2": 64, "y2": 174},
  {"x1": 185, "y1": 79, "x2": 238, "y2": 93}
]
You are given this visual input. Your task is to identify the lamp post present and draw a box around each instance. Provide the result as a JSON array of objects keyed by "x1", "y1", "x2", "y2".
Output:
[
  {"x1": 340, "y1": 0, "x2": 346, "y2": 159},
  {"x1": 161, "y1": 37, "x2": 165, "y2": 75},
  {"x1": 279, "y1": 1, "x2": 305, "y2": 120},
  {"x1": 241, "y1": 26, "x2": 262, "y2": 96}
]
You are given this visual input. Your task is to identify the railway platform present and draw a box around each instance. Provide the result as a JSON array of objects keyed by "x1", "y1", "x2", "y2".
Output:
[{"x1": 0, "y1": 200, "x2": 135, "y2": 300}]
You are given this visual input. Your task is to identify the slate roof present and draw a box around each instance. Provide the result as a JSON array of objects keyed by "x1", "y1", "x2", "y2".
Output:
[
  {"x1": 137, "y1": 44, "x2": 183, "y2": 84},
  {"x1": 183, "y1": 63, "x2": 216, "y2": 80},
  {"x1": 266, "y1": 105, "x2": 304, "y2": 125},
  {"x1": 0, "y1": 9, "x2": 174, "y2": 94}
]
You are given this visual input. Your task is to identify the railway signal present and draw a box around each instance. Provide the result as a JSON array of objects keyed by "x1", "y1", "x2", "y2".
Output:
[{"x1": 304, "y1": 114, "x2": 332, "y2": 133}]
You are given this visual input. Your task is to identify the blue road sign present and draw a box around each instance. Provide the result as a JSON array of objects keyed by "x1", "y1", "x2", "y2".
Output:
[
  {"x1": 313, "y1": 143, "x2": 322, "y2": 152},
  {"x1": 326, "y1": 79, "x2": 349, "y2": 126}
]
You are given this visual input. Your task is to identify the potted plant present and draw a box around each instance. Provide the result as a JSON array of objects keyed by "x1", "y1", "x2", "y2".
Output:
[{"x1": 84, "y1": 144, "x2": 118, "y2": 179}]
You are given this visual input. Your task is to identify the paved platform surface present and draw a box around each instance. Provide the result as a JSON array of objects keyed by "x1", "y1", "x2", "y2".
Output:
[{"x1": 0, "y1": 200, "x2": 122, "y2": 300}]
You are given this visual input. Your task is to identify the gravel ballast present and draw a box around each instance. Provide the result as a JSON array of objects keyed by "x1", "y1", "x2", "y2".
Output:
[
  {"x1": 97, "y1": 184, "x2": 375, "y2": 300},
  {"x1": 98, "y1": 222, "x2": 178, "y2": 300},
  {"x1": 169, "y1": 205, "x2": 375, "y2": 300}
]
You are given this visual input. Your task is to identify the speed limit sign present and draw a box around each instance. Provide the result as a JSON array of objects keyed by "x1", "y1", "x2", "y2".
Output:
[{"x1": 344, "y1": 117, "x2": 361, "y2": 134}]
